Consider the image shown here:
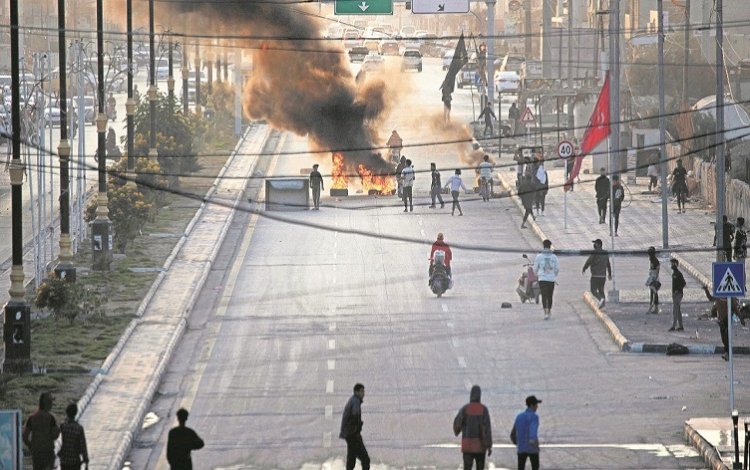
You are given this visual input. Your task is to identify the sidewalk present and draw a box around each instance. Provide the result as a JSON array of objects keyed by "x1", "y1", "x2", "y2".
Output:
[
  {"x1": 78, "y1": 124, "x2": 269, "y2": 469},
  {"x1": 495, "y1": 158, "x2": 746, "y2": 470}
]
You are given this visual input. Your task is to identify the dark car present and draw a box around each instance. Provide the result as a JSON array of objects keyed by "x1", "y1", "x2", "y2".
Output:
[{"x1": 349, "y1": 46, "x2": 369, "y2": 63}]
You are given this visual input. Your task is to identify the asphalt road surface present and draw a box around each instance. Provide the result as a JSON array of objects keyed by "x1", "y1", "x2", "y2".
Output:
[{"x1": 124, "y1": 57, "x2": 735, "y2": 469}]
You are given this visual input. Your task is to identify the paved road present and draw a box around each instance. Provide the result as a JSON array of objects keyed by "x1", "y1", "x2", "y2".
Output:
[{"x1": 124, "y1": 58, "x2": 727, "y2": 469}]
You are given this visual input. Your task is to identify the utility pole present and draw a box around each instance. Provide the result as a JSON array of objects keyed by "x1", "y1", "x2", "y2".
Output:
[
  {"x1": 486, "y1": 0, "x2": 495, "y2": 110},
  {"x1": 92, "y1": 0, "x2": 113, "y2": 271},
  {"x1": 658, "y1": 0, "x2": 669, "y2": 249},
  {"x1": 182, "y1": 39, "x2": 189, "y2": 115},
  {"x1": 126, "y1": 0, "x2": 136, "y2": 186},
  {"x1": 567, "y1": 0, "x2": 573, "y2": 89},
  {"x1": 5, "y1": 0, "x2": 32, "y2": 373},
  {"x1": 524, "y1": 0, "x2": 532, "y2": 59},
  {"x1": 148, "y1": 0, "x2": 158, "y2": 161},
  {"x1": 715, "y1": 0, "x2": 725, "y2": 261},
  {"x1": 168, "y1": 34, "x2": 175, "y2": 100},
  {"x1": 607, "y1": 0, "x2": 621, "y2": 302},
  {"x1": 55, "y1": 0, "x2": 75, "y2": 280},
  {"x1": 682, "y1": 0, "x2": 690, "y2": 104},
  {"x1": 234, "y1": 47, "x2": 242, "y2": 137},
  {"x1": 195, "y1": 43, "x2": 202, "y2": 116}
]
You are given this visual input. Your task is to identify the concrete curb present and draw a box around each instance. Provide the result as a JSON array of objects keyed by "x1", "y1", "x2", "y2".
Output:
[
  {"x1": 685, "y1": 421, "x2": 728, "y2": 470},
  {"x1": 582, "y1": 292, "x2": 631, "y2": 351},
  {"x1": 76, "y1": 125, "x2": 268, "y2": 434}
]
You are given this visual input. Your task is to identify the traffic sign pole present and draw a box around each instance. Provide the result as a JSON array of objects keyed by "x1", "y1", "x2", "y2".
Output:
[
  {"x1": 564, "y1": 158, "x2": 568, "y2": 229},
  {"x1": 729, "y1": 296, "x2": 735, "y2": 414},
  {"x1": 556, "y1": 141, "x2": 574, "y2": 230}
]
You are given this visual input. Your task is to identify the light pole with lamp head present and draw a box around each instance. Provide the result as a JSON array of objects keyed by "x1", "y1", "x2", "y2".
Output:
[
  {"x1": 148, "y1": 0, "x2": 158, "y2": 161},
  {"x1": 126, "y1": 0, "x2": 136, "y2": 186}
]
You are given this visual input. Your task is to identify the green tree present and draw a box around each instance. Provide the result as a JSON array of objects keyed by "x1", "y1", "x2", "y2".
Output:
[
  {"x1": 85, "y1": 184, "x2": 154, "y2": 253},
  {"x1": 35, "y1": 273, "x2": 105, "y2": 324}
]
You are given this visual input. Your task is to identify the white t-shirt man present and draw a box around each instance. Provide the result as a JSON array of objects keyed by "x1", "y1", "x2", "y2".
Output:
[{"x1": 402, "y1": 166, "x2": 415, "y2": 188}]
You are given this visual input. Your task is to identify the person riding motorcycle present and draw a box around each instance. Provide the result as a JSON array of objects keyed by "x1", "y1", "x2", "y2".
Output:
[{"x1": 429, "y1": 232, "x2": 453, "y2": 279}]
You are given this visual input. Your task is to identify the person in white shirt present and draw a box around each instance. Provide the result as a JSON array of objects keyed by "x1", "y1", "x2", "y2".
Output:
[
  {"x1": 401, "y1": 159, "x2": 415, "y2": 212},
  {"x1": 533, "y1": 239, "x2": 560, "y2": 320},
  {"x1": 444, "y1": 169, "x2": 469, "y2": 216},
  {"x1": 647, "y1": 163, "x2": 659, "y2": 193},
  {"x1": 477, "y1": 155, "x2": 494, "y2": 202}
]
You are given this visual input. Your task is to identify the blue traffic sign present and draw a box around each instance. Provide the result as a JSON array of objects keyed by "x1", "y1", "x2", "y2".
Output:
[{"x1": 712, "y1": 262, "x2": 746, "y2": 298}]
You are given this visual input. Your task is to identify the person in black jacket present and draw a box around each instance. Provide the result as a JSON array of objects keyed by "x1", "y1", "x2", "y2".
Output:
[
  {"x1": 340, "y1": 383, "x2": 369, "y2": 470},
  {"x1": 429, "y1": 162, "x2": 445, "y2": 209},
  {"x1": 582, "y1": 239, "x2": 612, "y2": 307},
  {"x1": 167, "y1": 408, "x2": 204, "y2": 470},
  {"x1": 611, "y1": 175, "x2": 625, "y2": 236},
  {"x1": 594, "y1": 168, "x2": 610, "y2": 224},
  {"x1": 669, "y1": 259, "x2": 686, "y2": 331}
]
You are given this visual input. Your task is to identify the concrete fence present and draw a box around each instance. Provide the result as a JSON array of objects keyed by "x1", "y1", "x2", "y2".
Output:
[{"x1": 666, "y1": 143, "x2": 750, "y2": 222}]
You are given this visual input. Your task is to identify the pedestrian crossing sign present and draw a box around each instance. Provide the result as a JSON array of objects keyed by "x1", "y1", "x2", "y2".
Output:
[{"x1": 712, "y1": 262, "x2": 746, "y2": 297}]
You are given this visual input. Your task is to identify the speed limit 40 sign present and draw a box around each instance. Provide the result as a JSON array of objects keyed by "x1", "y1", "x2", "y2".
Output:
[{"x1": 557, "y1": 140, "x2": 574, "y2": 159}]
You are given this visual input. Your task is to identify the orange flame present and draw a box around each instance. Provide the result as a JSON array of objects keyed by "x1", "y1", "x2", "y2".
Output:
[
  {"x1": 331, "y1": 152, "x2": 349, "y2": 189},
  {"x1": 358, "y1": 164, "x2": 395, "y2": 194}
]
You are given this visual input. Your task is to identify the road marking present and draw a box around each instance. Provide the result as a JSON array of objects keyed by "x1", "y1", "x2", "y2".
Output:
[
  {"x1": 328, "y1": 339, "x2": 336, "y2": 350},
  {"x1": 325, "y1": 405, "x2": 333, "y2": 419},
  {"x1": 457, "y1": 356, "x2": 466, "y2": 368},
  {"x1": 329, "y1": 322, "x2": 337, "y2": 332},
  {"x1": 323, "y1": 432, "x2": 332, "y2": 448},
  {"x1": 328, "y1": 359, "x2": 336, "y2": 370},
  {"x1": 441, "y1": 303, "x2": 448, "y2": 312},
  {"x1": 326, "y1": 380, "x2": 335, "y2": 393}
]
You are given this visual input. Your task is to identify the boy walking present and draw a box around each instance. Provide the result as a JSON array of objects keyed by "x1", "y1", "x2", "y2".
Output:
[
  {"x1": 669, "y1": 259, "x2": 686, "y2": 332},
  {"x1": 429, "y1": 163, "x2": 445, "y2": 209},
  {"x1": 582, "y1": 239, "x2": 612, "y2": 308},
  {"x1": 511, "y1": 396, "x2": 542, "y2": 470}
]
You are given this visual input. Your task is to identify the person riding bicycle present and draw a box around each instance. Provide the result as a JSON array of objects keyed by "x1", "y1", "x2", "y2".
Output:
[
  {"x1": 671, "y1": 159, "x2": 688, "y2": 213},
  {"x1": 477, "y1": 155, "x2": 494, "y2": 202}
]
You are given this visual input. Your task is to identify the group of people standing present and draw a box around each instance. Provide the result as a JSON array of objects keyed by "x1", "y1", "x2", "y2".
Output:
[
  {"x1": 341, "y1": 382, "x2": 544, "y2": 470},
  {"x1": 516, "y1": 153, "x2": 549, "y2": 229},
  {"x1": 715, "y1": 214, "x2": 748, "y2": 261},
  {"x1": 593, "y1": 168, "x2": 625, "y2": 236}
]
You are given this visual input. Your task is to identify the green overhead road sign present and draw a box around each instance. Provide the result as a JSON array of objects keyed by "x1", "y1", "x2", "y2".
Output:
[{"x1": 335, "y1": 0, "x2": 393, "y2": 15}]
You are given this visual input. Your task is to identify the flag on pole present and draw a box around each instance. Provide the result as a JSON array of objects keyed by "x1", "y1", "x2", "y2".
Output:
[
  {"x1": 440, "y1": 33, "x2": 469, "y2": 96},
  {"x1": 564, "y1": 72, "x2": 611, "y2": 191}
]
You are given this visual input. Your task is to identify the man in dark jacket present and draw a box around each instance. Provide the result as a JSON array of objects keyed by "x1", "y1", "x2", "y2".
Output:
[
  {"x1": 594, "y1": 167, "x2": 610, "y2": 224},
  {"x1": 582, "y1": 239, "x2": 612, "y2": 308},
  {"x1": 309, "y1": 164, "x2": 324, "y2": 210},
  {"x1": 167, "y1": 408, "x2": 204, "y2": 470},
  {"x1": 453, "y1": 385, "x2": 492, "y2": 470},
  {"x1": 611, "y1": 175, "x2": 625, "y2": 236},
  {"x1": 669, "y1": 259, "x2": 686, "y2": 332},
  {"x1": 23, "y1": 392, "x2": 60, "y2": 470},
  {"x1": 395, "y1": 156, "x2": 406, "y2": 198},
  {"x1": 340, "y1": 383, "x2": 369, "y2": 470},
  {"x1": 477, "y1": 102, "x2": 497, "y2": 136},
  {"x1": 429, "y1": 162, "x2": 445, "y2": 209}
]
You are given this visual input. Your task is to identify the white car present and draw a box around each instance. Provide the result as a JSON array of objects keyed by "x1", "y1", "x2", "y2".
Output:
[
  {"x1": 494, "y1": 70, "x2": 521, "y2": 93},
  {"x1": 361, "y1": 54, "x2": 385, "y2": 73},
  {"x1": 401, "y1": 49, "x2": 422, "y2": 72},
  {"x1": 442, "y1": 49, "x2": 454, "y2": 70}
]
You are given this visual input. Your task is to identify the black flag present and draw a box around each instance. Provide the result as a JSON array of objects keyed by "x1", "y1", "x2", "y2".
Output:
[{"x1": 440, "y1": 32, "x2": 469, "y2": 96}]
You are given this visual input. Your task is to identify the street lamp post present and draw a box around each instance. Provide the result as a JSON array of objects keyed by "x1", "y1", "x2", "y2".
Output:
[
  {"x1": 148, "y1": 0, "x2": 158, "y2": 161},
  {"x1": 195, "y1": 43, "x2": 202, "y2": 115},
  {"x1": 182, "y1": 40, "x2": 189, "y2": 115},
  {"x1": 92, "y1": 0, "x2": 113, "y2": 271},
  {"x1": 167, "y1": 34, "x2": 175, "y2": 100},
  {"x1": 4, "y1": 0, "x2": 32, "y2": 373},
  {"x1": 55, "y1": 0, "x2": 75, "y2": 281},
  {"x1": 126, "y1": 0, "x2": 136, "y2": 186}
]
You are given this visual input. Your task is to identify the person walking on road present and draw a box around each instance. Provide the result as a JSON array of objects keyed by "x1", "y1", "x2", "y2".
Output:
[
  {"x1": 646, "y1": 247, "x2": 661, "y2": 314},
  {"x1": 533, "y1": 240, "x2": 560, "y2": 320},
  {"x1": 534, "y1": 162, "x2": 548, "y2": 216},
  {"x1": 167, "y1": 408, "x2": 205, "y2": 470},
  {"x1": 309, "y1": 164, "x2": 324, "y2": 210},
  {"x1": 395, "y1": 156, "x2": 406, "y2": 199},
  {"x1": 611, "y1": 175, "x2": 625, "y2": 236},
  {"x1": 520, "y1": 175, "x2": 536, "y2": 229},
  {"x1": 582, "y1": 239, "x2": 611, "y2": 308},
  {"x1": 445, "y1": 169, "x2": 469, "y2": 216},
  {"x1": 340, "y1": 383, "x2": 370, "y2": 470},
  {"x1": 453, "y1": 385, "x2": 492, "y2": 470},
  {"x1": 671, "y1": 159, "x2": 688, "y2": 213},
  {"x1": 401, "y1": 159, "x2": 415, "y2": 212},
  {"x1": 478, "y1": 102, "x2": 497, "y2": 137},
  {"x1": 734, "y1": 217, "x2": 747, "y2": 260},
  {"x1": 714, "y1": 215, "x2": 735, "y2": 261},
  {"x1": 23, "y1": 392, "x2": 60, "y2": 470},
  {"x1": 594, "y1": 167, "x2": 610, "y2": 224},
  {"x1": 669, "y1": 259, "x2": 686, "y2": 332},
  {"x1": 511, "y1": 396, "x2": 542, "y2": 470},
  {"x1": 702, "y1": 286, "x2": 749, "y2": 361},
  {"x1": 58, "y1": 403, "x2": 89, "y2": 470},
  {"x1": 509, "y1": 102, "x2": 520, "y2": 136},
  {"x1": 429, "y1": 163, "x2": 445, "y2": 209},
  {"x1": 443, "y1": 90, "x2": 452, "y2": 123},
  {"x1": 647, "y1": 163, "x2": 659, "y2": 193}
]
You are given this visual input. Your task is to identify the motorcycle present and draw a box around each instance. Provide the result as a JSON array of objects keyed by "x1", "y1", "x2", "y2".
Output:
[
  {"x1": 517, "y1": 254, "x2": 540, "y2": 304},
  {"x1": 429, "y1": 250, "x2": 452, "y2": 298}
]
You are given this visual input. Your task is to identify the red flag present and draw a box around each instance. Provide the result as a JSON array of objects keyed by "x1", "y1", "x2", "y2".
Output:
[{"x1": 565, "y1": 72, "x2": 611, "y2": 191}]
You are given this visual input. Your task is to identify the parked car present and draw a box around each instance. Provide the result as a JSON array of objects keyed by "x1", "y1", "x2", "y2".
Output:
[
  {"x1": 417, "y1": 33, "x2": 441, "y2": 57},
  {"x1": 399, "y1": 25, "x2": 416, "y2": 38},
  {"x1": 349, "y1": 46, "x2": 369, "y2": 63},
  {"x1": 494, "y1": 70, "x2": 521, "y2": 93},
  {"x1": 363, "y1": 39, "x2": 380, "y2": 54},
  {"x1": 401, "y1": 49, "x2": 422, "y2": 72},
  {"x1": 361, "y1": 54, "x2": 385, "y2": 73},
  {"x1": 43, "y1": 106, "x2": 61, "y2": 127}
]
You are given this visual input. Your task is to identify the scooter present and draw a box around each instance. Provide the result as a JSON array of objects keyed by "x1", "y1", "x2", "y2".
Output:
[
  {"x1": 517, "y1": 254, "x2": 540, "y2": 304},
  {"x1": 429, "y1": 250, "x2": 452, "y2": 298}
]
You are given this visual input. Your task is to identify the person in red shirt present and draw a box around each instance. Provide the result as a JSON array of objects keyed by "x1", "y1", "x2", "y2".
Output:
[{"x1": 430, "y1": 233, "x2": 453, "y2": 278}]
